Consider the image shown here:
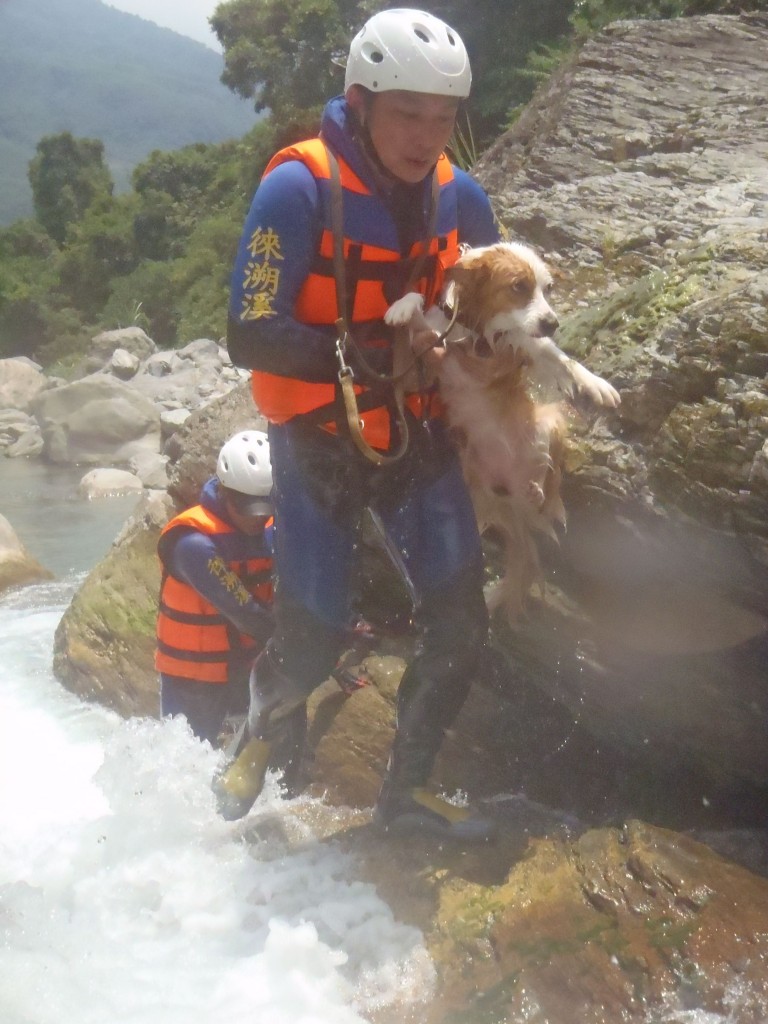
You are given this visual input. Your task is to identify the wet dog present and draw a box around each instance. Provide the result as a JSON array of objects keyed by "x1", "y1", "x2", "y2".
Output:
[{"x1": 385, "y1": 241, "x2": 620, "y2": 620}]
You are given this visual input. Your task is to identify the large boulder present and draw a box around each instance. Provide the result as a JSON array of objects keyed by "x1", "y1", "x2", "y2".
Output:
[
  {"x1": 0, "y1": 409, "x2": 43, "y2": 457},
  {"x1": 469, "y1": 10, "x2": 768, "y2": 794},
  {"x1": 0, "y1": 357, "x2": 47, "y2": 412},
  {"x1": 31, "y1": 375, "x2": 161, "y2": 465}
]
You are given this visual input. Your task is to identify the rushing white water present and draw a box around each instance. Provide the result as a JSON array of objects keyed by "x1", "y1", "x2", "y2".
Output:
[{"x1": 0, "y1": 464, "x2": 432, "y2": 1024}]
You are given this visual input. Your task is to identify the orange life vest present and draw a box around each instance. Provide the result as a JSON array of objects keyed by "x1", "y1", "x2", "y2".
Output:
[
  {"x1": 251, "y1": 138, "x2": 459, "y2": 450},
  {"x1": 155, "y1": 504, "x2": 273, "y2": 685}
]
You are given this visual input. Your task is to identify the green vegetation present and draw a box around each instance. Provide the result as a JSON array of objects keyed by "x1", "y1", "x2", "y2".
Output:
[{"x1": 0, "y1": 0, "x2": 758, "y2": 368}]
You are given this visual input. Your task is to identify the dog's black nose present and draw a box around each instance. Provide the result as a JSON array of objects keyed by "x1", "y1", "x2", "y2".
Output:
[{"x1": 540, "y1": 312, "x2": 559, "y2": 336}]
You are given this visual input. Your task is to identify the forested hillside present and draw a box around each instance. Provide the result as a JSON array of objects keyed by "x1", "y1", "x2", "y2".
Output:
[{"x1": 0, "y1": 0, "x2": 256, "y2": 224}]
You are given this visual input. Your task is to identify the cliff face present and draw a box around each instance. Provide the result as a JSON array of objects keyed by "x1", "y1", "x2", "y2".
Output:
[
  {"x1": 478, "y1": 11, "x2": 767, "y2": 557},
  {"x1": 467, "y1": 12, "x2": 768, "y2": 797}
]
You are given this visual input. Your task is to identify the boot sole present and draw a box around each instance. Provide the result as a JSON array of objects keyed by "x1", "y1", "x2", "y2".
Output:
[{"x1": 375, "y1": 809, "x2": 497, "y2": 843}]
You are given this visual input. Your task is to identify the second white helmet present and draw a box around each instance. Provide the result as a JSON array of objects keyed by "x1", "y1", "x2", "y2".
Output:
[
  {"x1": 345, "y1": 9, "x2": 471, "y2": 98},
  {"x1": 216, "y1": 430, "x2": 273, "y2": 515}
]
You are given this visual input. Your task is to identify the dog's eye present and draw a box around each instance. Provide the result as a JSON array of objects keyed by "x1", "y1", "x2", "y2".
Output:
[
  {"x1": 508, "y1": 281, "x2": 527, "y2": 295},
  {"x1": 544, "y1": 282, "x2": 554, "y2": 295}
]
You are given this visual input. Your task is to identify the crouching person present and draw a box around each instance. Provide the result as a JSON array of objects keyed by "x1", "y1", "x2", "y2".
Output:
[{"x1": 156, "y1": 431, "x2": 278, "y2": 746}]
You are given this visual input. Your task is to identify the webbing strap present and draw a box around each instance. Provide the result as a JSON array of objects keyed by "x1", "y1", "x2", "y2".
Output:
[{"x1": 323, "y1": 142, "x2": 424, "y2": 464}]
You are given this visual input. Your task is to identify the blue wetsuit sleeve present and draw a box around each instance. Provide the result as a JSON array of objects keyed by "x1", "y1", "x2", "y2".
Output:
[
  {"x1": 454, "y1": 167, "x2": 502, "y2": 247},
  {"x1": 227, "y1": 160, "x2": 339, "y2": 382},
  {"x1": 170, "y1": 531, "x2": 274, "y2": 644}
]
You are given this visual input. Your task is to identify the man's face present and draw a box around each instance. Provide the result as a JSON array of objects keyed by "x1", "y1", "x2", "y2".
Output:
[
  {"x1": 225, "y1": 501, "x2": 270, "y2": 536},
  {"x1": 362, "y1": 90, "x2": 459, "y2": 183}
]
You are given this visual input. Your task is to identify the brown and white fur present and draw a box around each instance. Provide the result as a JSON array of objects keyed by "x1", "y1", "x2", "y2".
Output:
[{"x1": 385, "y1": 241, "x2": 620, "y2": 621}]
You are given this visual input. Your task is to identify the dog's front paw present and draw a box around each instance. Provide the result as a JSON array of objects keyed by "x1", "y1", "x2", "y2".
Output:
[
  {"x1": 384, "y1": 292, "x2": 424, "y2": 327},
  {"x1": 567, "y1": 361, "x2": 621, "y2": 408}
]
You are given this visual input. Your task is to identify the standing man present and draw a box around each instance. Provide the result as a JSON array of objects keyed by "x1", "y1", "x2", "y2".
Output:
[
  {"x1": 218, "y1": 9, "x2": 501, "y2": 839},
  {"x1": 156, "y1": 430, "x2": 276, "y2": 745}
]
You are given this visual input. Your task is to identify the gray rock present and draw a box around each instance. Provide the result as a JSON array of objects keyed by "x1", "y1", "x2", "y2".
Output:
[
  {"x1": 0, "y1": 512, "x2": 52, "y2": 592},
  {"x1": 31, "y1": 375, "x2": 161, "y2": 465},
  {"x1": 78, "y1": 468, "x2": 144, "y2": 499},
  {"x1": 142, "y1": 351, "x2": 178, "y2": 377},
  {"x1": 177, "y1": 338, "x2": 222, "y2": 364},
  {"x1": 87, "y1": 327, "x2": 156, "y2": 372},
  {"x1": 159, "y1": 407, "x2": 191, "y2": 442},
  {"x1": 0, "y1": 357, "x2": 47, "y2": 412},
  {"x1": 128, "y1": 450, "x2": 168, "y2": 490},
  {"x1": 109, "y1": 348, "x2": 141, "y2": 380},
  {"x1": 6, "y1": 429, "x2": 44, "y2": 458}
]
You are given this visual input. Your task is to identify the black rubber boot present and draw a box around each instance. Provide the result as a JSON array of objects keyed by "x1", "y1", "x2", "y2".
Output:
[
  {"x1": 212, "y1": 651, "x2": 306, "y2": 820},
  {"x1": 375, "y1": 780, "x2": 496, "y2": 841},
  {"x1": 268, "y1": 702, "x2": 309, "y2": 799},
  {"x1": 372, "y1": 562, "x2": 495, "y2": 841}
]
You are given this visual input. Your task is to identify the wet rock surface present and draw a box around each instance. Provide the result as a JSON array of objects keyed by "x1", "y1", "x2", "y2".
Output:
[
  {"x1": 472, "y1": 12, "x2": 768, "y2": 801},
  {"x1": 0, "y1": 511, "x2": 53, "y2": 594}
]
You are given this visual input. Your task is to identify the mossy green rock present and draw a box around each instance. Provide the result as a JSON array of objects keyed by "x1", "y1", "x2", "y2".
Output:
[{"x1": 53, "y1": 489, "x2": 172, "y2": 716}]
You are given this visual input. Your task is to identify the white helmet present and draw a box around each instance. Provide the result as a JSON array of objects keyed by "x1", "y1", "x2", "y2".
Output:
[
  {"x1": 216, "y1": 431, "x2": 273, "y2": 516},
  {"x1": 345, "y1": 9, "x2": 471, "y2": 98}
]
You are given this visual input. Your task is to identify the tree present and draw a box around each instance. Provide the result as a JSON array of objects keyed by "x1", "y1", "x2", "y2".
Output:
[
  {"x1": 57, "y1": 195, "x2": 138, "y2": 317},
  {"x1": 0, "y1": 219, "x2": 60, "y2": 357},
  {"x1": 211, "y1": 0, "x2": 361, "y2": 116},
  {"x1": 28, "y1": 132, "x2": 114, "y2": 244},
  {"x1": 132, "y1": 141, "x2": 242, "y2": 260},
  {"x1": 432, "y1": 0, "x2": 575, "y2": 137}
]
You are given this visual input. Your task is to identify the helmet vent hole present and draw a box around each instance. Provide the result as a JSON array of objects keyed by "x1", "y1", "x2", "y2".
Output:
[
  {"x1": 362, "y1": 42, "x2": 384, "y2": 63},
  {"x1": 247, "y1": 453, "x2": 256, "y2": 465},
  {"x1": 447, "y1": 31, "x2": 456, "y2": 46},
  {"x1": 414, "y1": 28, "x2": 429, "y2": 43}
]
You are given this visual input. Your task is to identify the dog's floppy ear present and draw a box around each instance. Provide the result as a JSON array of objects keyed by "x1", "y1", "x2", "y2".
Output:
[
  {"x1": 448, "y1": 260, "x2": 492, "y2": 296},
  {"x1": 445, "y1": 263, "x2": 472, "y2": 288}
]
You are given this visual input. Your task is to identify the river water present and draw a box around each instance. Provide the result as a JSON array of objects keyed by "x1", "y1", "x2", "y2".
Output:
[{"x1": 0, "y1": 459, "x2": 431, "y2": 1024}]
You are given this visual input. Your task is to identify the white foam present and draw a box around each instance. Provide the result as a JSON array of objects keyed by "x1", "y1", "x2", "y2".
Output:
[{"x1": 0, "y1": 585, "x2": 433, "y2": 1024}]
